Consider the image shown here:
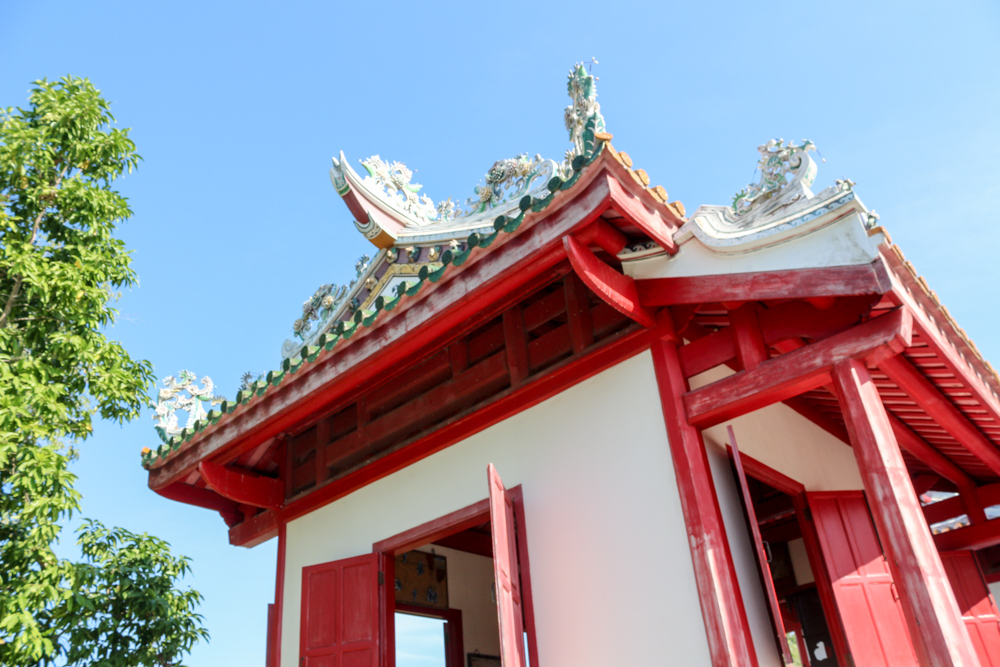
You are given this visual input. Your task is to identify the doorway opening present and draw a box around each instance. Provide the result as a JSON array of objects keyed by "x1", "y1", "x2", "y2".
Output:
[
  {"x1": 740, "y1": 474, "x2": 839, "y2": 666},
  {"x1": 374, "y1": 480, "x2": 537, "y2": 667}
]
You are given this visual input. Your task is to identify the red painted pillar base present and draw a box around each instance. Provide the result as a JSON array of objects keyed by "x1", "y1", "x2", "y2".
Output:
[
  {"x1": 832, "y1": 358, "x2": 978, "y2": 667},
  {"x1": 651, "y1": 336, "x2": 759, "y2": 667}
]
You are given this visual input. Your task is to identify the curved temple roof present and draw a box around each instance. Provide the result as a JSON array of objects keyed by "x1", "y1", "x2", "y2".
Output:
[{"x1": 142, "y1": 65, "x2": 1000, "y2": 555}]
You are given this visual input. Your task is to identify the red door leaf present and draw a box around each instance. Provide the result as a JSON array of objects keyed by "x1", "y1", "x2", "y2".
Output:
[
  {"x1": 809, "y1": 491, "x2": 917, "y2": 666},
  {"x1": 488, "y1": 463, "x2": 526, "y2": 667},
  {"x1": 300, "y1": 553, "x2": 380, "y2": 667},
  {"x1": 728, "y1": 426, "x2": 794, "y2": 664},
  {"x1": 940, "y1": 550, "x2": 1000, "y2": 666}
]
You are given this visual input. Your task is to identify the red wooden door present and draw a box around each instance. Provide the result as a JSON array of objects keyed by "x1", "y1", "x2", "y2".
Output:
[
  {"x1": 728, "y1": 427, "x2": 794, "y2": 664},
  {"x1": 940, "y1": 550, "x2": 1000, "y2": 666},
  {"x1": 488, "y1": 464, "x2": 526, "y2": 667},
  {"x1": 300, "y1": 553, "x2": 380, "y2": 667},
  {"x1": 808, "y1": 492, "x2": 917, "y2": 666}
]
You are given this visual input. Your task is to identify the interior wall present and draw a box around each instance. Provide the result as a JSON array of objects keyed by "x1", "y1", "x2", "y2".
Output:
[
  {"x1": 694, "y1": 366, "x2": 864, "y2": 492},
  {"x1": 411, "y1": 545, "x2": 499, "y2": 659},
  {"x1": 281, "y1": 351, "x2": 713, "y2": 667}
]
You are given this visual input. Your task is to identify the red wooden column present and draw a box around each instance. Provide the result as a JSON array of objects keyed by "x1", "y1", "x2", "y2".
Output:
[
  {"x1": 651, "y1": 335, "x2": 759, "y2": 667},
  {"x1": 832, "y1": 358, "x2": 979, "y2": 667}
]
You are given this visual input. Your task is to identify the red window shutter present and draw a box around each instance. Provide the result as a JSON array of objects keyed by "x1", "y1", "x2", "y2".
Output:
[
  {"x1": 727, "y1": 427, "x2": 794, "y2": 664},
  {"x1": 300, "y1": 553, "x2": 380, "y2": 667},
  {"x1": 809, "y1": 491, "x2": 917, "y2": 666},
  {"x1": 488, "y1": 464, "x2": 526, "y2": 667},
  {"x1": 940, "y1": 550, "x2": 1000, "y2": 666}
]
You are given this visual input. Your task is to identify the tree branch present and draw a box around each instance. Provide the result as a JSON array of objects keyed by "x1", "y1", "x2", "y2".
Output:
[{"x1": 0, "y1": 165, "x2": 69, "y2": 329}]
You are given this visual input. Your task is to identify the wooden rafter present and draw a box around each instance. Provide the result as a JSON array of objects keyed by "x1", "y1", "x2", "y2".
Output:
[{"x1": 879, "y1": 354, "x2": 1000, "y2": 477}]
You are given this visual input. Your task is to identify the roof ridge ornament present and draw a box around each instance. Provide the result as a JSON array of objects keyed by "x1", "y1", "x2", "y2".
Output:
[
  {"x1": 563, "y1": 61, "x2": 606, "y2": 171},
  {"x1": 330, "y1": 62, "x2": 603, "y2": 231},
  {"x1": 153, "y1": 371, "x2": 225, "y2": 443},
  {"x1": 731, "y1": 139, "x2": 818, "y2": 217}
]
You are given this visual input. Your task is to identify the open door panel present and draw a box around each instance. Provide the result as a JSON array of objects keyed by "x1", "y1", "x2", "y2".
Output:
[
  {"x1": 488, "y1": 463, "x2": 527, "y2": 667},
  {"x1": 728, "y1": 426, "x2": 794, "y2": 664}
]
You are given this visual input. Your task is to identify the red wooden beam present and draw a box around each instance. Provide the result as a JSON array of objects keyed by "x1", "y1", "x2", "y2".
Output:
[
  {"x1": 637, "y1": 261, "x2": 892, "y2": 307},
  {"x1": 199, "y1": 461, "x2": 283, "y2": 510},
  {"x1": 563, "y1": 272, "x2": 595, "y2": 353},
  {"x1": 650, "y1": 335, "x2": 759, "y2": 667},
  {"x1": 730, "y1": 303, "x2": 767, "y2": 371},
  {"x1": 832, "y1": 357, "x2": 978, "y2": 666},
  {"x1": 684, "y1": 308, "x2": 913, "y2": 428},
  {"x1": 503, "y1": 307, "x2": 529, "y2": 388},
  {"x1": 563, "y1": 235, "x2": 655, "y2": 328},
  {"x1": 934, "y1": 517, "x2": 1000, "y2": 551},
  {"x1": 879, "y1": 354, "x2": 1000, "y2": 478}
]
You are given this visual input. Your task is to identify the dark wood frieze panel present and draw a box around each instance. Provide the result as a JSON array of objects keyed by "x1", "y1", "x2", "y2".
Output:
[{"x1": 285, "y1": 273, "x2": 633, "y2": 500}]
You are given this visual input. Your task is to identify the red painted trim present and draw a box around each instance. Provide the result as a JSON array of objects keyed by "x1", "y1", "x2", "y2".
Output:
[
  {"x1": 373, "y1": 499, "x2": 491, "y2": 555},
  {"x1": 563, "y1": 235, "x2": 655, "y2": 328},
  {"x1": 231, "y1": 324, "x2": 651, "y2": 547},
  {"x1": 272, "y1": 521, "x2": 286, "y2": 667},
  {"x1": 923, "y1": 484, "x2": 1000, "y2": 525},
  {"x1": 637, "y1": 261, "x2": 892, "y2": 306},
  {"x1": 650, "y1": 335, "x2": 759, "y2": 667},
  {"x1": 733, "y1": 450, "x2": 805, "y2": 496},
  {"x1": 508, "y1": 486, "x2": 540, "y2": 667},
  {"x1": 372, "y1": 488, "x2": 539, "y2": 667},
  {"x1": 198, "y1": 460, "x2": 283, "y2": 510},
  {"x1": 684, "y1": 307, "x2": 912, "y2": 428},
  {"x1": 379, "y1": 551, "x2": 395, "y2": 667},
  {"x1": 833, "y1": 358, "x2": 978, "y2": 666},
  {"x1": 879, "y1": 354, "x2": 1000, "y2": 477},
  {"x1": 935, "y1": 518, "x2": 1000, "y2": 551},
  {"x1": 394, "y1": 604, "x2": 465, "y2": 667},
  {"x1": 727, "y1": 427, "x2": 793, "y2": 663}
]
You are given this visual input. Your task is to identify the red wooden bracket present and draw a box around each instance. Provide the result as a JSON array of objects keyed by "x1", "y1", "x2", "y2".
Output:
[
  {"x1": 684, "y1": 307, "x2": 912, "y2": 428},
  {"x1": 573, "y1": 219, "x2": 627, "y2": 255},
  {"x1": 154, "y1": 481, "x2": 242, "y2": 526},
  {"x1": 199, "y1": 460, "x2": 283, "y2": 510},
  {"x1": 563, "y1": 235, "x2": 655, "y2": 328}
]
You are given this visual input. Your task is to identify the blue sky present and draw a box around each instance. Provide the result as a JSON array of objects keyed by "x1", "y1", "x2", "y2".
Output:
[{"x1": 2, "y1": 1, "x2": 999, "y2": 665}]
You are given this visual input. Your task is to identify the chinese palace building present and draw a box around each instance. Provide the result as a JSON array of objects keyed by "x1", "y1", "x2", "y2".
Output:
[{"x1": 144, "y1": 65, "x2": 1000, "y2": 666}]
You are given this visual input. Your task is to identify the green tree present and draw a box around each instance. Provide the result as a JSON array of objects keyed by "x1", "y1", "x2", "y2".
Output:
[{"x1": 0, "y1": 77, "x2": 208, "y2": 665}]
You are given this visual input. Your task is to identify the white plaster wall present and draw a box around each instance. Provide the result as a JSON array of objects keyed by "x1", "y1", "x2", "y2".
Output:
[
  {"x1": 412, "y1": 545, "x2": 499, "y2": 658},
  {"x1": 625, "y1": 211, "x2": 877, "y2": 280},
  {"x1": 694, "y1": 366, "x2": 864, "y2": 492},
  {"x1": 281, "y1": 351, "x2": 713, "y2": 667}
]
